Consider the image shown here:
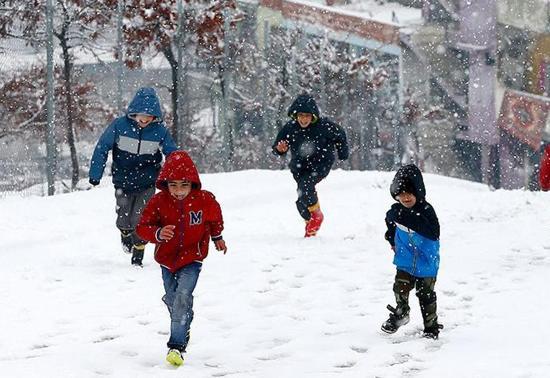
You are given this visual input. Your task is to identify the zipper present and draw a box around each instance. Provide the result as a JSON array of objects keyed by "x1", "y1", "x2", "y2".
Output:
[
  {"x1": 410, "y1": 231, "x2": 418, "y2": 274},
  {"x1": 137, "y1": 127, "x2": 143, "y2": 154},
  {"x1": 178, "y1": 199, "x2": 185, "y2": 248}
]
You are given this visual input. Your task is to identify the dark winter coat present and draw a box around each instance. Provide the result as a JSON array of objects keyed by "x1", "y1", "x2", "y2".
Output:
[
  {"x1": 539, "y1": 145, "x2": 550, "y2": 191},
  {"x1": 89, "y1": 88, "x2": 177, "y2": 193},
  {"x1": 272, "y1": 94, "x2": 349, "y2": 174},
  {"x1": 136, "y1": 151, "x2": 224, "y2": 273},
  {"x1": 385, "y1": 164, "x2": 440, "y2": 277}
]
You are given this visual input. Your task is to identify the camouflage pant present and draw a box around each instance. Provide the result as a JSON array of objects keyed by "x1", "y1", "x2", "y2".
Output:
[{"x1": 393, "y1": 269, "x2": 438, "y2": 329}]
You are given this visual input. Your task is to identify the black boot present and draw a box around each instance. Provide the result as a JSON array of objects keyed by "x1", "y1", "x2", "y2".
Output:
[
  {"x1": 120, "y1": 230, "x2": 133, "y2": 254},
  {"x1": 381, "y1": 304, "x2": 410, "y2": 334},
  {"x1": 131, "y1": 244, "x2": 145, "y2": 267},
  {"x1": 423, "y1": 323, "x2": 443, "y2": 339}
]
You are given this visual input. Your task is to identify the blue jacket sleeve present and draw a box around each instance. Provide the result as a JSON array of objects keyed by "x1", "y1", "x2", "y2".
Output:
[
  {"x1": 89, "y1": 121, "x2": 116, "y2": 182},
  {"x1": 160, "y1": 127, "x2": 178, "y2": 156}
]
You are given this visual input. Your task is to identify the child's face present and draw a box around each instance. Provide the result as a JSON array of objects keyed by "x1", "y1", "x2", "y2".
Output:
[
  {"x1": 134, "y1": 114, "x2": 155, "y2": 128},
  {"x1": 168, "y1": 180, "x2": 192, "y2": 200},
  {"x1": 297, "y1": 112, "x2": 313, "y2": 128},
  {"x1": 396, "y1": 191, "x2": 416, "y2": 208}
]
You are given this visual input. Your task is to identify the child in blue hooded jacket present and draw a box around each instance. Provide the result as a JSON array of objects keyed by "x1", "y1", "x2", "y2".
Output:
[
  {"x1": 89, "y1": 87, "x2": 177, "y2": 266},
  {"x1": 381, "y1": 164, "x2": 443, "y2": 339}
]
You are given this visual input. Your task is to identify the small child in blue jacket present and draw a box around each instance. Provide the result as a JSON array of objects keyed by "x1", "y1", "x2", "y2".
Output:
[{"x1": 382, "y1": 164, "x2": 443, "y2": 339}]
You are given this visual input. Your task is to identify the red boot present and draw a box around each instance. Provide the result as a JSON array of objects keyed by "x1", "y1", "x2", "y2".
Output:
[{"x1": 305, "y1": 203, "x2": 323, "y2": 237}]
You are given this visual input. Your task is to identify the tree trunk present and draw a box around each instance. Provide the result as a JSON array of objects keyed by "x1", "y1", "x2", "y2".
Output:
[
  {"x1": 163, "y1": 47, "x2": 179, "y2": 146},
  {"x1": 60, "y1": 38, "x2": 79, "y2": 190}
]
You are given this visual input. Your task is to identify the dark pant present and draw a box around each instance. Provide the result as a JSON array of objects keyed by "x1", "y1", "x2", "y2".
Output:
[
  {"x1": 292, "y1": 169, "x2": 329, "y2": 220},
  {"x1": 115, "y1": 187, "x2": 155, "y2": 245},
  {"x1": 161, "y1": 263, "x2": 202, "y2": 352},
  {"x1": 393, "y1": 269, "x2": 438, "y2": 329}
]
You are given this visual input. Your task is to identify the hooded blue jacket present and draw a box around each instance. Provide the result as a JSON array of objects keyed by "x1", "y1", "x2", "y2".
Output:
[
  {"x1": 89, "y1": 88, "x2": 178, "y2": 193},
  {"x1": 385, "y1": 164, "x2": 440, "y2": 277}
]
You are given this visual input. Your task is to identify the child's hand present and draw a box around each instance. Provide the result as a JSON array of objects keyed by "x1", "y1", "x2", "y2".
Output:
[
  {"x1": 276, "y1": 140, "x2": 289, "y2": 153},
  {"x1": 159, "y1": 225, "x2": 176, "y2": 240},
  {"x1": 214, "y1": 239, "x2": 227, "y2": 254}
]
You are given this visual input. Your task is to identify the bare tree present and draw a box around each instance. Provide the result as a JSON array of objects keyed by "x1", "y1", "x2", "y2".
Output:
[
  {"x1": 122, "y1": 0, "x2": 243, "y2": 149},
  {"x1": 0, "y1": 65, "x2": 115, "y2": 139},
  {"x1": 0, "y1": 0, "x2": 116, "y2": 189}
]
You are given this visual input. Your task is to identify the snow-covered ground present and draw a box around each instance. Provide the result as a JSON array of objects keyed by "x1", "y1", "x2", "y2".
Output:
[{"x1": 1, "y1": 169, "x2": 549, "y2": 377}]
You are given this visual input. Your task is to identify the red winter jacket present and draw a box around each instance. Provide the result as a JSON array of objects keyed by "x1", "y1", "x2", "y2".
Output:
[
  {"x1": 136, "y1": 151, "x2": 224, "y2": 272},
  {"x1": 540, "y1": 145, "x2": 550, "y2": 191}
]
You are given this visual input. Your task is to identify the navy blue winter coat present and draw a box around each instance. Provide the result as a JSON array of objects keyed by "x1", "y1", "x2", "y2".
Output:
[
  {"x1": 385, "y1": 164, "x2": 440, "y2": 277},
  {"x1": 89, "y1": 88, "x2": 178, "y2": 193},
  {"x1": 272, "y1": 94, "x2": 349, "y2": 175}
]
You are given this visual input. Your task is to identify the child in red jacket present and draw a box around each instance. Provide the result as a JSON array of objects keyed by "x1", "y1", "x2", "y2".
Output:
[{"x1": 136, "y1": 150, "x2": 227, "y2": 367}]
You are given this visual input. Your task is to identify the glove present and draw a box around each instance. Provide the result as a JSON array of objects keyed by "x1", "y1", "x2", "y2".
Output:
[{"x1": 89, "y1": 178, "x2": 100, "y2": 186}]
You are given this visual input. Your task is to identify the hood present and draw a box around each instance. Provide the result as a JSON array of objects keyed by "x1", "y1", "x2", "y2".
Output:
[
  {"x1": 390, "y1": 164, "x2": 426, "y2": 201},
  {"x1": 156, "y1": 151, "x2": 201, "y2": 191},
  {"x1": 287, "y1": 94, "x2": 320, "y2": 122},
  {"x1": 127, "y1": 87, "x2": 163, "y2": 121}
]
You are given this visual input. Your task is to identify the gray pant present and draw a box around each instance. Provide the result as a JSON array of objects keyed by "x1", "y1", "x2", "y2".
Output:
[{"x1": 115, "y1": 187, "x2": 155, "y2": 245}]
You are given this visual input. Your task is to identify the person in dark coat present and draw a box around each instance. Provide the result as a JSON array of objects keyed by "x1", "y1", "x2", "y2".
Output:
[
  {"x1": 272, "y1": 94, "x2": 349, "y2": 237},
  {"x1": 381, "y1": 164, "x2": 443, "y2": 339},
  {"x1": 89, "y1": 87, "x2": 177, "y2": 266}
]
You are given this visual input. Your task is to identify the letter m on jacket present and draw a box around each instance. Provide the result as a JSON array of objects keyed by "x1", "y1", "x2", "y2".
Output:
[{"x1": 190, "y1": 210, "x2": 203, "y2": 225}]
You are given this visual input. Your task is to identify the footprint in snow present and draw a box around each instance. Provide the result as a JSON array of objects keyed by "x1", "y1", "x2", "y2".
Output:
[
  {"x1": 334, "y1": 360, "x2": 356, "y2": 368},
  {"x1": 442, "y1": 290, "x2": 457, "y2": 297},
  {"x1": 389, "y1": 329, "x2": 423, "y2": 344},
  {"x1": 402, "y1": 365, "x2": 425, "y2": 376},
  {"x1": 256, "y1": 352, "x2": 289, "y2": 361},
  {"x1": 31, "y1": 343, "x2": 50, "y2": 350},
  {"x1": 289, "y1": 281, "x2": 303, "y2": 289},
  {"x1": 350, "y1": 345, "x2": 368, "y2": 354},
  {"x1": 121, "y1": 350, "x2": 138, "y2": 357},
  {"x1": 529, "y1": 255, "x2": 546, "y2": 265},
  {"x1": 93, "y1": 369, "x2": 112, "y2": 375},
  {"x1": 256, "y1": 287, "x2": 272, "y2": 293},
  {"x1": 212, "y1": 370, "x2": 250, "y2": 377},
  {"x1": 388, "y1": 352, "x2": 412, "y2": 366},
  {"x1": 93, "y1": 335, "x2": 120, "y2": 343}
]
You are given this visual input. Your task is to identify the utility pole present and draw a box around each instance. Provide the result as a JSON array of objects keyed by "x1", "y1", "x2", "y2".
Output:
[
  {"x1": 176, "y1": 0, "x2": 185, "y2": 147},
  {"x1": 116, "y1": 0, "x2": 124, "y2": 114},
  {"x1": 221, "y1": 7, "x2": 233, "y2": 171},
  {"x1": 45, "y1": 0, "x2": 56, "y2": 195},
  {"x1": 395, "y1": 52, "x2": 404, "y2": 170},
  {"x1": 260, "y1": 20, "x2": 270, "y2": 164}
]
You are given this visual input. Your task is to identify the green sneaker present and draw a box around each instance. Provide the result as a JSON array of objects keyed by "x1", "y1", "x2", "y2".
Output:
[{"x1": 166, "y1": 349, "x2": 184, "y2": 367}]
